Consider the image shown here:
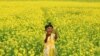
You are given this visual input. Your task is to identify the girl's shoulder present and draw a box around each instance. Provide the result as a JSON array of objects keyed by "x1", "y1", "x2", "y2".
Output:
[{"x1": 51, "y1": 33, "x2": 56, "y2": 38}]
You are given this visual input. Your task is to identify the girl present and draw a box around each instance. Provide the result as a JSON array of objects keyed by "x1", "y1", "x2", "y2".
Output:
[{"x1": 43, "y1": 23, "x2": 58, "y2": 56}]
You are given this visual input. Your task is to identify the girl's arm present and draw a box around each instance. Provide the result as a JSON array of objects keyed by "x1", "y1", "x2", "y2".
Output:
[
  {"x1": 44, "y1": 33, "x2": 50, "y2": 43},
  {"x1": 44, "y1": 35, "x2": 48, "y2": 43},
  {"x1": 54, "y1": 29, "x2": 58, "y2": 41},
  {"x1": 55, "y1": 32, "x2": 57, "y2": 41}
]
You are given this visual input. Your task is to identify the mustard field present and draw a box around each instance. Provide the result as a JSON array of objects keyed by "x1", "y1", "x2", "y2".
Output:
[{"x1": 0, "y1": 1, "x2": 100, "y2": 56}]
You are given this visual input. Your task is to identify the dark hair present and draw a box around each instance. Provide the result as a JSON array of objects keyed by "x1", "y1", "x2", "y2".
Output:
[{"x1": 45, "y1": 22, "x2": 53, "y2": 30}]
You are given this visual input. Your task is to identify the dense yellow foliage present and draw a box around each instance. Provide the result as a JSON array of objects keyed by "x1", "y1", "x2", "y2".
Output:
[{"x1": 0, "y1": 1, "x2": 100, "y2": 56}]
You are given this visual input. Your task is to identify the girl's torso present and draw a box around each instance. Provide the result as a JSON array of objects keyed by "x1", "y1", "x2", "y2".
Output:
[{"x1": 44, "y1": 33, "x2": 55, "y2": 48}]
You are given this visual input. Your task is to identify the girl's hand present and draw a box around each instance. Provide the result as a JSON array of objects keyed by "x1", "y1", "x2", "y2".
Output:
[
  {"x1": 53, "y1": 29, "x2": 58, "y2": 41},
  {"x1": 44, "y1": 33, "x2": 51, "y2": 43}
]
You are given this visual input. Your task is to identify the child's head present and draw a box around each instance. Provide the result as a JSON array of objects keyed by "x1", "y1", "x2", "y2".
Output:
[{"x1": 45, "y1": 22, "x2": 53, "y2": 34}]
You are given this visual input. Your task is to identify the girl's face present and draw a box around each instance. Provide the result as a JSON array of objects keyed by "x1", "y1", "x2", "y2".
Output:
[{"x1": 46, "y1": 26, "x2": 53, "y2": 35}]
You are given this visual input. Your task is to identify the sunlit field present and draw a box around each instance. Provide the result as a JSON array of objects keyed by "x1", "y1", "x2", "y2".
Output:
[{"x1": 0, "y1": 1, "x2": 100, "y2": 56}]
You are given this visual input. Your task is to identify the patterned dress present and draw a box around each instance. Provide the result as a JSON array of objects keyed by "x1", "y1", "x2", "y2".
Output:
[{"x1": 43, "y1": 33, "x2": 56, "y2": 56}]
